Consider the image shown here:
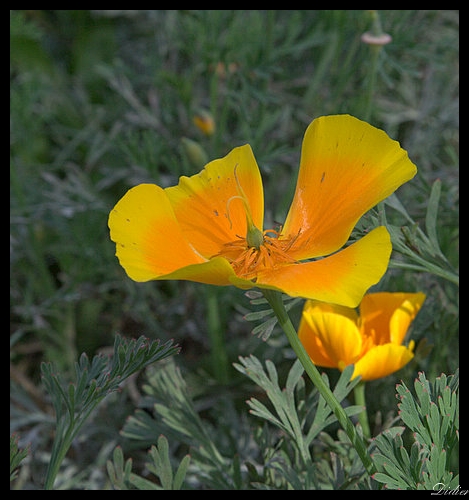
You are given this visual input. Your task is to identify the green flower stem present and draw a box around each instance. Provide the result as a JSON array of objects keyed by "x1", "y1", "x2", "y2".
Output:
[
  {"x1": 262, "y1": 289, "x2": 376, "y2": 478},
  {"x1": 205, "y1": 286, "x2": 229, "y2": 384},
  {"x1": 353, "y1": 381, "x2": 371, "y2": 440},
  {"x1": 363, "y1": 45, "x2": 379, "y2": 123},
  {"x1": 362, "y1": 10, "x2": 388, "y2": 123}
]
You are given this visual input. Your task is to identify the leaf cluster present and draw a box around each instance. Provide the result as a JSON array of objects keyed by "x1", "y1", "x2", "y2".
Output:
[
  {"x1": 109, "y1": 355, "x2": 372, "y2": 489},
  {"x1": 33, "y1": 334, "x2": 179, "y2": 489},
  {"x1": 382, "y1": 180, "x2": 458, "y2": 286},
  {"x1": 107, "y1": 436, "x2": 190, "y2": 490},
  {"x1": 10, "y1": 434, "x2": 29, "y2": 483},
  {"x1": 371, "y1": 370, "x2": 459, "y2": 490}
]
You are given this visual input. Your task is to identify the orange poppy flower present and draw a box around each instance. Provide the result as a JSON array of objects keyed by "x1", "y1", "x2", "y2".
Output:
[
  {"x1": 108, "y1": 114, "x2": 417, "y2": 307},
  {"x1": 298, "y1": 292, "x2": 426, "y2": 381}
]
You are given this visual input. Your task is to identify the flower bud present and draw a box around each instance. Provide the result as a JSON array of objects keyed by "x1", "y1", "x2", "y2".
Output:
[
  {"x1": 181, "y1": 137, "x2": 208, "y2": 169},
  {"x1": 192, "y1": 109, "x2": 215, "y2": 136}
]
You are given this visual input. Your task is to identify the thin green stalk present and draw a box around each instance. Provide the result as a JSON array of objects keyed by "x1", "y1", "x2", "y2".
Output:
[
  {"x1": 44, "y1": 406, "x2": 98, "y2": 489},
  {"x1": 361, "y1": 10, "x2": 389, "y2": 123},
  {"x1": 353, "y1": 381, "x2": 371, "y2": 439},
  {"x1": 262, "y1": 289, "x2": 376, "y2": 478},
  {"x1": 205, "y1": 286, "x2": 229, "y2": 384},
  {"x1": 263, "y1": 10, "x2": 276, "y2": 64},
  {"x1": 389, "y1": 259, "x2": 459, "y2": 286},
  {"x1": 43, "y1": 426, "x2": 73, "y2": 490},
  {"x1": 362, "y1": 44, "x2": 380, "y2": 123}
]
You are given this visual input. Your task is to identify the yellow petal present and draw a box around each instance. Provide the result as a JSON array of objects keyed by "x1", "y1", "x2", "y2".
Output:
[
  {"x1": 165, "y1": 144, "x2": 264, "y2": 258},
  {"x1": 152, "y1": 256, "x2": 239, "y2": 286},
  {"x1": 360, "y1": 292, "x2": 426, "y2": 345},
  {"x1": 255, "y1": 226, "x2": 392, "y2": 307},
  {"x1": 302, "y1": 299, "x2": 359, "y2": 324},
  {"x1": 389, "y1": 292, "x2": 426, "y2": 344},
  {"x1": 281, "y1": 115, "x2": 417, "y2": 260},
  {"x1": 352, "y1": 343, "x2": 414, "y2": 381},
  {"x1": 299, "y1": 306, "x2": 363, "y2": 368},
  {"x1": 108, "y1": 184, "x2": 207, "y2": 281}
]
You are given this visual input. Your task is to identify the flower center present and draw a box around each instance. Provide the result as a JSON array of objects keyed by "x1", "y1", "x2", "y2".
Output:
[
  {"x1": 214, "y1": 165, "x2": 298, "y2": 280},
  {"x1": 215, "y1": 229, "x2": 298, "y2": 280}
]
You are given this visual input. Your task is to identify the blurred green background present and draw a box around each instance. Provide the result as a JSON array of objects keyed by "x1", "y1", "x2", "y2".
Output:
[{"x1": 10, "y1": 10, "x2": 458, "y2": 489}]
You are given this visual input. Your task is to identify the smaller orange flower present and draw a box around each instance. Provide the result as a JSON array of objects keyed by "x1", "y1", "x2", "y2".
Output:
[{"x1": 298, "y1": 292, "x2": 426, "y2": 381}]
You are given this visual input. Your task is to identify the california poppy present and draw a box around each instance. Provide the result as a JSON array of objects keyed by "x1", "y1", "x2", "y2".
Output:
[
  {"x1": 108, "y1": 114, "x2": 417, "y2": 307},
  {"x1": 298, "y1": 292, "x2": 426, "y2": 381}
]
